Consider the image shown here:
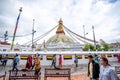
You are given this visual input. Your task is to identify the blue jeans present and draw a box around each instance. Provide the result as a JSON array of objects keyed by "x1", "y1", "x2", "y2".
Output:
[
  {"x1": 12, "y1": 63, "x2": 18, "y2": 71},
  {"x1": 51, "y1": 62, "x2": 57, "y2": 69},
  {"x1": 3, "y1": 60, "x2": 7, "y2": 66}
]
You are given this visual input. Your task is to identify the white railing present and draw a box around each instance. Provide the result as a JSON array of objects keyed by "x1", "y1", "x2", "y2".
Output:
[
  {"x1": 0, "y1": 51, "x2": 120, "y2": 55},
  {"x1": 0, "y1": 51, "x2": 119, "y2": 66}
]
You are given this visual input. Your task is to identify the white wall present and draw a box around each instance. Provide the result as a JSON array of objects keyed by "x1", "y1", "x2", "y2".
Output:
[{"x1": 0, "y1": 51, "x2": 119, "y2": 66}]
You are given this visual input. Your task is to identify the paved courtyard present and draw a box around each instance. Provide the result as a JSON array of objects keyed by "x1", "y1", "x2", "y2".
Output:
[{"x1": 0, "y1": 60, "x2": 119, "y2": 80}]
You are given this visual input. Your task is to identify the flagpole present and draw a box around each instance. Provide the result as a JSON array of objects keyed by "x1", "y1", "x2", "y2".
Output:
[
  {"x1": 44, "y1": 40, "x2": 46, "y2": 51},
  {"x1": 10, "y1": 7, "x2": 22, "y2": 51},
  {"x1": 32, "y1": 19, "x2": 35, "y2": 51},
  {"x1": 4, "y1": 31, "x2": 8, "y2": 43},
  {"x1": 92, "y1": 25, "x2": 96, "y2": 50},
  {"x1": 83, "y1": 25, "x2": 85, "y2": 44}
]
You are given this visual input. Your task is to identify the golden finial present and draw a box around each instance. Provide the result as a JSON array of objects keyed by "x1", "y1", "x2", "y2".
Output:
[
  {"x1": 19, "y1": 7, "x2": 22, "y2": 12},
  {"x1": 56, "y1": 18, "x2": 65, "y2": 34},
  {"x1": 59, "y1": 18, "x2": 63, "y2": 25}
]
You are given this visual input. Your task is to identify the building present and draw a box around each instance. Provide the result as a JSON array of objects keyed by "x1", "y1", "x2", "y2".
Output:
[
  {"x1": 0, "y1": 19, "x2": 95, "y2": 52},
  {"x1": 0, "y1": 41, "x2": 11, "y2": 52},
  {"x1": 38, "y1": 19, "x2": 84, "y2": 51},
  {"x1": 109, "y1": 42, "x2": 120, "y2": 51},
  {"x1": 0, "y1": 41, "x2": 32, "y2": 52}
]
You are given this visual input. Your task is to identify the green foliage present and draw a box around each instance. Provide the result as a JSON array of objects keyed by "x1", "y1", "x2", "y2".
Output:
[
  {"x1": 101, "y1": 42, "x2": 110, "y2": 51},
  {"x1": 84, "y1": 43, "x2": 90, "y2": 51},
  {"x1": 89, "y1": 44, "x2": 94, "y2": 51},
  {"x1": 84, "y1": 43, "x2": 94, "y2": 51},
  {"x1": 96, "y1": 44, "x2": 102, "y2": 51},
  {"x1": 83, "y1": 41, "x2": 110, "y2": 51}
]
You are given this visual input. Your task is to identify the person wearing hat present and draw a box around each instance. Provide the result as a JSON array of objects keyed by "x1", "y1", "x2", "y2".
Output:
[{"x1": 88, "y1": 55, "x2": 100, "y2": 80}]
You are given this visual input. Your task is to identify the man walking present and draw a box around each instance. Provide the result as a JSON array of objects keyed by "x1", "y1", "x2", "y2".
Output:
[
  {"x1": 74, "y1": 54, "x2": 78, "y2": 68},
  {"x1": 3, "y1": 54, "x2": 8, "y2": 66},
  {"x1": 51, "y1": 54, "x2": 57, "y2": 69},
  {"x1": 12, "y1": 54, "x2": 19, "y2": 71},
  {"x1": 88, "y1": 55, "x2": 100, "y2": 80}
]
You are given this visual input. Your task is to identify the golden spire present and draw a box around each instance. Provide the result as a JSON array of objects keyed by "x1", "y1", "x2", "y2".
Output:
[{"x1": 56, "y1": 18, "x2": 65, "y2": 34}]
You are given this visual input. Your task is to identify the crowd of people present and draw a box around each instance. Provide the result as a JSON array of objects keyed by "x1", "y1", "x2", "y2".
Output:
[
  {"x1": 88, "y1": 54, "x2": 119, "y2": 80},
  {"x1": 24, "y1": 54, "x2": 41, "y2": 75},
  {"x1": 51, "y1": 54, "x2": 62, "y2": 69},
  {"x1": 0, "y1": 54, "x2": 41, "y2": 75},
  {"x1": 0, "y1": 53, "x2": 119, "y2": 79}
]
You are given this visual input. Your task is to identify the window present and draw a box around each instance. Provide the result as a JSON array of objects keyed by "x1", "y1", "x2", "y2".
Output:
[{"x1": 3, "y1": 49, "x2": 6, "y2": 51}]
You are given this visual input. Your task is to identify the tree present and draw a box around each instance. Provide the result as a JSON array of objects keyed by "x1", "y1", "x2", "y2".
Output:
[
  {"x1": 96, "y1": 44, "x2": 102, "y2": 51},
  {"x1": 83, "y1": 40, "x2": 110, "y2": 51},
  {"x1": 89, "y1": 44, "x2": 94, "y2": 51},
  {"x1": 84, "y1": 43, "x2": 94, "y2": 51},
  {"x1": 84, "y1": 43, "x2": 90, "y2": 51},
  {"x1": 101, "y1": 42, "x2": 110, "y2": 51}
]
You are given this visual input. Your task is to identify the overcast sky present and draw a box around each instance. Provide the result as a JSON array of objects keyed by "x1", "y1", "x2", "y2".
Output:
[{"x1": 0, "y1": 0, "x2": 120, "y2": 45}]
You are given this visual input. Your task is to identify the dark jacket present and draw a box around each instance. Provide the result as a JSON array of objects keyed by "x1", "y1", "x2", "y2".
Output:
[{"x1": 88, "y1": 60, "x2": 100, "y2": 79}]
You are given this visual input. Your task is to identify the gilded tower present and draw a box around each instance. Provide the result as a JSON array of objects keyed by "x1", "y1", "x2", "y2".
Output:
[{"x1": 56, "y1": 18, "x2": 65, "y2": 34}]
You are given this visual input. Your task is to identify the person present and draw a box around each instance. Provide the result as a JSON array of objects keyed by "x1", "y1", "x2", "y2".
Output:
[
  {"x1": 0, "y1": 54, "x2": 2, "y2": 65},
  {"x1": 12, "y1": 54, "x2": 19, "y2": 71},
  {"x1": 0, "y1": 54, "x2": 2, "y2": 63},
  {"x1": 17, "y1": 55, "x2": 21, "y2": 64},
  {"x1": 51, "y1": 54, "x2": 57, "y2": 69},
  {"x1": 94, "y1": 54, "x2": 99, "y2": 63},
  {"x1": 26, "y1": 55, "x2": 32, "y2": 69},
  {"x1": 34, "y1": 57, "x2": 41, "y2": 75},
  {"x1": 88, "y1": 55, "x2": 100, "y2": 80},
  {"x1": 74, "y1": 54, "x2": 78, "y2": 67},
  {"x1": 100, "y1": 57, "x2": 119, "y2": 80},
  {"x1": 32, "y1": 54, "x2": 37, "y2": 69},
  {"x1": 38, "y1": 54, "x2": 42, "y2": 60},
  {"x1": 58, "y1": 55, "x2": 62, "y2": 68},
  {"x1": 2, "y1": 54, "x2": 8, "y2": 66},
  {"x1": 117, "y1": 54, "x2": 120, "y2": 62}
]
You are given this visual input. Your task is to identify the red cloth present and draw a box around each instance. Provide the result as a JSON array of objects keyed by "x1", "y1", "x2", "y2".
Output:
[
  {"x1": 117, "y1": 55, "x2": 120, "y2": 62},
  {"x1": 26, "y1": 55, "x2": 32, "y2": 69},
  {"x1": 59, "y1": 55, "x2": 62, "y2": 67}
]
